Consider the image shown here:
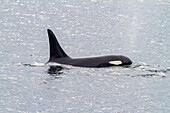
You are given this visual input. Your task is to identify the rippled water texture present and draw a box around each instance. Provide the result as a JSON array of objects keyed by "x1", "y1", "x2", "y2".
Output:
[{"x1": 0, "y1": 0, "x2": 170, "y2": 113}]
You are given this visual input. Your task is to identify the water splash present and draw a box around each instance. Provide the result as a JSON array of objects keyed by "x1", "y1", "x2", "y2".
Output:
[
  {"x1": 128, "y1": 62, "x2": 167, "y2": 77},
  {"x1": 8, "y1": 62, "x2": 169, "y2": 78}
]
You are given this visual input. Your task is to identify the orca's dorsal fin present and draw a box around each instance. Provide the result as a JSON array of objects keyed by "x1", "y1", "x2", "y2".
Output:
[{"x1": 47, "y1": 29, "x2": 69, "y2": 61}]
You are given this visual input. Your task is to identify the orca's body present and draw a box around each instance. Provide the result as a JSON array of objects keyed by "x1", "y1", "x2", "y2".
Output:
[{"x1": 46, "y1": 29, "x2": 132, "y2": 67}]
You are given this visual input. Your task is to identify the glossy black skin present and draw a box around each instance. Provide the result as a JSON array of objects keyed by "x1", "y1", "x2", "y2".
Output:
[
  {"x1": 49, "y1": 55, "x2": 132, "y2": 67},
  {"x1": 46, "y1": 29, "x2": 132, "y2": 68}
]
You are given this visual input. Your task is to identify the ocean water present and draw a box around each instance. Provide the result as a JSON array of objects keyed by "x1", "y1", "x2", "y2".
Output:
[{"x1": 0, "y1": 0, "x2": 170, "y2": 113}]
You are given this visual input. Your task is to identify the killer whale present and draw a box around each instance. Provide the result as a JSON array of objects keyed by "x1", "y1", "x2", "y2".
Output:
[{"x1": 46, "y1": 29, "x2": 132, "y2": 67}]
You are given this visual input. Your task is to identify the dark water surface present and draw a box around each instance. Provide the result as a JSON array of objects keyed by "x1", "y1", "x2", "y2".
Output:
[{"x1": 0, "y1": 0, "x2": 170, "y2": 113}]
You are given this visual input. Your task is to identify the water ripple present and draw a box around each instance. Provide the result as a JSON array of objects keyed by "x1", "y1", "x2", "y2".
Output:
[{"x1": 8, "y1": 61, "x2": 168, "y2": 78}]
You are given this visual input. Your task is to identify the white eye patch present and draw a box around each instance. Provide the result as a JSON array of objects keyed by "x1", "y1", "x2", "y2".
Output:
[{"x1": 109, "y1": 61, "x2": 122, "y2": 65}]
